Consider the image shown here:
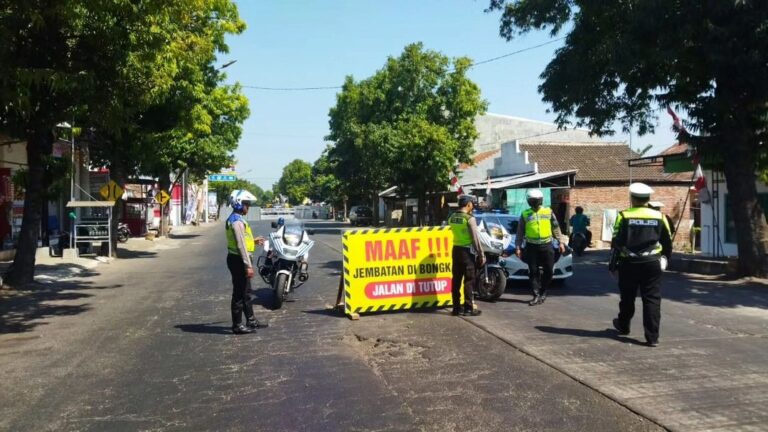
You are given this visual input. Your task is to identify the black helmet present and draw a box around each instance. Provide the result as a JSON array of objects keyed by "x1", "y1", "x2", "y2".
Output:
[{"x1": 457, "y1": 195, "x2": 476, "y2": 208}]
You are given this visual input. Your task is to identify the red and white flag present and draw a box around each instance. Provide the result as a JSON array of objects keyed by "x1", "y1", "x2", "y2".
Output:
[
  {"x1": 691, "y1": 155, "x2": 711, "y2": 203},
  {"x1": 450, "y1": 174, "x2": 463, "y2": 195},
  {"x1": 667, "y1": 105, "x2": 684, "y2": 133}
]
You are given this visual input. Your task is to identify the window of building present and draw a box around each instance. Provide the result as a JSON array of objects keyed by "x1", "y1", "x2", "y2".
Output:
[{"x1": 724, "y1": 193, "x2": 768, "y2": 243}]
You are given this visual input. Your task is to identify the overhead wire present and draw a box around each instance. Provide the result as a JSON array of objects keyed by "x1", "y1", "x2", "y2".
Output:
[{"x1": 239, "y1": 37, "x2": 566, "y2": 92}]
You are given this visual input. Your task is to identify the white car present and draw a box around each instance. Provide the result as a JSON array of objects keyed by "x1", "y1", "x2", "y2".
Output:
[{"x1": 474, "y1": 212, "x2": 573, "y2": 281}]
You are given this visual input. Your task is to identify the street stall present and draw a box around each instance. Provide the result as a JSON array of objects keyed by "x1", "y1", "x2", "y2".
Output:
[{"x1": 66, "y1": 200, "x2": 115, "y2": 257}]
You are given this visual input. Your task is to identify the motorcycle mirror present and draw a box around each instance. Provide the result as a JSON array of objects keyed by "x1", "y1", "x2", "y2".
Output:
[{"x1": 271, "y1": 222, "x2": 277, "y2": 229}]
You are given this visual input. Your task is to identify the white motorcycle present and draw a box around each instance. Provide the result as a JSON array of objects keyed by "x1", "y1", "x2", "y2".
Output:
[{"x1": 257, "y1": 222, "x2": 315, "y2": 309}]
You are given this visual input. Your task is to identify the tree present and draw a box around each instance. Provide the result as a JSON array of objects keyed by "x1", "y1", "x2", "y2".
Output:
[
  {"x1": 487, "y1": 0, "x2": 768, "y2": 277},
  {"x1": 310, "y1": 146, "x2": 344, "y2": 207},
  {"x1": 327, "y1": 43, "x2": 487, "y2": 225},
  {"x1": 276, "y1": 159, "x2": 313, "y2": 205},
  {"x1": 0, "y1": 0, "x2": 247, "y2": 284}
]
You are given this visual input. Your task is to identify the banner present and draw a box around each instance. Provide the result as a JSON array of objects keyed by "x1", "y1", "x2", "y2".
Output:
[{"x1": 342, "y1": 226, "x2": 455, "y2": 318}]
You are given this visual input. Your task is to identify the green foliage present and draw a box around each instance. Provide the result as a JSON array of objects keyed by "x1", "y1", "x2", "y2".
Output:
[
  {"x1": 10, "y1": 156, "x2": 71, "y2": 202},
  {"x1": 310, "y1": 145, "x2": 344, "y2": 206},
  {"x1": 487, "y1": 0, "x2": 768, "y2": 276},
  {"x1": 326, "y1": 43, "x2": 487, "y2": 211},
  {"x1": 277, "y1": 159, "x2": 313, "y2": 205}
]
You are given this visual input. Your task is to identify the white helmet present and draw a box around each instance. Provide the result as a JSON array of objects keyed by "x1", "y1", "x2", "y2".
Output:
[
  {"x1": 526, "y1": 189, "x2": 544, "y2": 207},
  {"x1": 526, "y1": 189, "x2": 544, "y2": 200},
  {"x1": 229, "y1": 189, "x2": 258, "y2": 211},
  {"x1": 629, "y1": 182, "x2": 653, "y2": 198}
]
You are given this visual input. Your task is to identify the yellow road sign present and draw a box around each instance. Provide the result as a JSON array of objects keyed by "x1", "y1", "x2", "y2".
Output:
[
  {"x1": 156, "y1": 189, "x2": 170, "y2": 206},
  {"x1": 342, "y1": 226, "x2": 455, "y2": 318},
  {"x1": 99, "y1": 180, "x2": 124, "y2": 201}
]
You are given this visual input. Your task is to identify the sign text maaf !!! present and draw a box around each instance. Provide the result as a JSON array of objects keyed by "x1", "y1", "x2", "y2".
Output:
[{"x1": 364, "y1": 236, "x2": 451, "y2": 262}]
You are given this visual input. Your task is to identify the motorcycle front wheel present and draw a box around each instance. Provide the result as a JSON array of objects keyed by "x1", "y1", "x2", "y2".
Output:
[
  {"x1": 117, "y1": 230, "x2": 129, "y2": 243},
  {"x1": 272, "y1": 273, "x2": 288, "y2": 309}
]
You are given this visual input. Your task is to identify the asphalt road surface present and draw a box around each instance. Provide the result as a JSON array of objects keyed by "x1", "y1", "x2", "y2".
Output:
[{"x1": 0, "y1": 220, "x2": 674, "y2": 431}]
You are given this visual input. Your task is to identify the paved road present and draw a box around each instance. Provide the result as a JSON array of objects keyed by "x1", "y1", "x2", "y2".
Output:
[{"x1": 0, "y1": 221, "x2": 662, "y2": 432}]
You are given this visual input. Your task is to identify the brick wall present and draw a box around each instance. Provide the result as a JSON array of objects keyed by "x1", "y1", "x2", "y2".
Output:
[{"x1": 568, "y1": 184, "x2": 693, "y2": 250}]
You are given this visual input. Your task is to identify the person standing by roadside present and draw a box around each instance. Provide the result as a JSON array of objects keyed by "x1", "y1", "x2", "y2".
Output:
[
  {"x1": 610, "y1": 183, "x2": 672, "y2": 347},
  {"x1": 226, "y1": 190, "x2": 269, "y2": 335},
  {"x1": 515, "y1": 189, "x2": 566, "y2": 306},
  {"x1": 448, "y1": 195, "x2": 484, "y2": 316}
]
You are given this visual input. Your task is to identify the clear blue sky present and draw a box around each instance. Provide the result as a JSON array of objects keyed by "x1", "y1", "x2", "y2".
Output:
[{"x1": 221, "y1": 0, "x2": 676, "y2": 190}]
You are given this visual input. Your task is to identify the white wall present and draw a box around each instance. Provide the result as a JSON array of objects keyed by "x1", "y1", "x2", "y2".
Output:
[{"x1": 700, "y1": 170, "x2": 768, "y2": 257}]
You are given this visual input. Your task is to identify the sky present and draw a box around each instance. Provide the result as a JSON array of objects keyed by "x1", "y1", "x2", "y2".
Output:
[{"x1": 221, "y1": 0, "x2": 677, "y2": 190}]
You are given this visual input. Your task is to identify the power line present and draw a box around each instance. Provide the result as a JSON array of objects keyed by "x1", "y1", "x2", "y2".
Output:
[{"x1": 239, "y1": 37, "x2": 566, "y2": 92}]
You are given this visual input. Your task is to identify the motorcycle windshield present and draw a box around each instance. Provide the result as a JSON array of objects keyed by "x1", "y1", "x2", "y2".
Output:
[{"x1": 282, "y1": 224, "x2": 304, "y2": 247}]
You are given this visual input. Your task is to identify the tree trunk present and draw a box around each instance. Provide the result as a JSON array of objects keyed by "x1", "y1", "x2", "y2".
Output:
[
  {"x1": 158, "y1": 174, "x2": 171, "y2": 237},
  {"x1": 721, "y1": 138, "x2": 768, "y2": 277},
  {"x1": 109, "y1": 165, "x2": 126, "y2": 257},
  {"x1": 3, "y1": 129, "x2": 52, "y2": 287}
]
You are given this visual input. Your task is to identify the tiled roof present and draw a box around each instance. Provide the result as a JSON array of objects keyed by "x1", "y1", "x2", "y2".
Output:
[
  {"x1": 458, "y1": 149, "x2": 500, "y2": 170},
  {"x1": 519, "y1": 141, "x2": 690, "y2": 183}
]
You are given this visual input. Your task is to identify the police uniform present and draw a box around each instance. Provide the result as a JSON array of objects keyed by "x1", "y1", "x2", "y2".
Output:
[
  {"x1": 515, "y1": 206, "x2": 563, "y2": 305},
  {"x1": 225, "y1": 212, "x2": 259, "y2": 331},
  {"x1": 448, "y1": 204, "x2": 483, "y2": 316},
  {"x1": 611, "y1": 183, "x2": 672, "y2": 346}
]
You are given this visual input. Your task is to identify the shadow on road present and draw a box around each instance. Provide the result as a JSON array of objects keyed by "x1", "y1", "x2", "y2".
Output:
[
  {"x1": 303, "y1": 308, "x2": 346, "y2": 318},
  {"x1": 0, "y1": 278, "x2": 123, "y2": 334},
  {"x1": 116, "y1": 249, "x2": 159, "y2": 259},
  {"x1": 175, "y1": 322, "x2": 232, "y2": 335},
  {"x1": 535, "y1": 325, "x2": 647, "y2": 346},
  {"x1": 169, "y1": 234, "x2": 201, "y2": 240}
]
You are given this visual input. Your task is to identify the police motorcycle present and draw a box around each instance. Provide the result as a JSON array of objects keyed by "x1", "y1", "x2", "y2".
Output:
[
  {"x1": 257, "y1": 220, "x2": 315, "y2": 309},
  {"x1": 473, "y1": 212, "x2": 510, "y2": 301},
  {"x1": 568, "y1": 231, "x2": 588, "y2": 256}
]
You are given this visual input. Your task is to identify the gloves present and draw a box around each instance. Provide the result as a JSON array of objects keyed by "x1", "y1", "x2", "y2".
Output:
[{"x1": 660, "y1": 256, "x2": 668, "y2": 271}]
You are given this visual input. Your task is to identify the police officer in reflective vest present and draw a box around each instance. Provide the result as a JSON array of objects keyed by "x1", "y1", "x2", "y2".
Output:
[
  {"x1": 226, "y1": 190, "x2": 268, "y2": 335},
  {"x1": 610, "y1": 183, "x2": 672, "y2": 347},
  {"x1": 448, "y1": 195, "x2": 484, "y2": 316},
  {"x1": 515, "y1": 189, "x2": 565, "y2": 306}
]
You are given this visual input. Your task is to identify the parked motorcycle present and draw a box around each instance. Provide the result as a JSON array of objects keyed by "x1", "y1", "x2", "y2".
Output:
[
  {"x1": 474, "y1": 220, "x2": 509, "y2": 301},
  {"x1": 117, "y1": 222, "x2": 131, "y2": 243},
  {"x1": 257, "y1": 222, "x2": 315, "y2": 309}
]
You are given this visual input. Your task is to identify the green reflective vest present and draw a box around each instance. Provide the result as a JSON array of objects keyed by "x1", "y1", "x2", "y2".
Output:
[
  {"x1": 226, "y1": 213, "x2": 255, "y2": 255},
  {"x1": 612, "y1": 206, "x2": 669, "y2": 259},
  {"x1": 522, "y1": 207, "x2": 553, "y2": 244},
  {"x1": 448, "y1": 211, "x2": 473, "y2": 247}
]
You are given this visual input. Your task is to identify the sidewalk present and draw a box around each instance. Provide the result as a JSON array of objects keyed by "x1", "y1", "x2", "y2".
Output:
[{"x1": 469, "y1": 253, "x2": 768, "y2": 432}]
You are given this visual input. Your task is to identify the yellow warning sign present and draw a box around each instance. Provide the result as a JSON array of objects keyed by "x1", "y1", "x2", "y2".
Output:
[
  {"x1": 342, "y1": 226, "x2": 455, "y2": 318},
  {"x1": 99, "y1": 180, "x2": 124, "y2": 201},
  {"x1": 156, "y1": 190, "x2": 170, "y2": 206}
]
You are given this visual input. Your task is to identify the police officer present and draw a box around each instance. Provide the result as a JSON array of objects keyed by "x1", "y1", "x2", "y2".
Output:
[
  {"x1": 611, "y1": 183, "x2": 672, "y2": 347},
  {"x1": 226, "y1": 190, "x2": 268, "y2": 335},
  {"x1": 515, "y1": 189, "x2": 565, "y2": 306},
  {"x1": 448, "y1": 195, "x2": 484, "y2": 316}
]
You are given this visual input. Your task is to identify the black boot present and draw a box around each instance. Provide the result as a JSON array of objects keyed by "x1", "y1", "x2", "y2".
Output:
[
  {"x1": 529, "y1": 294, "x2": 542, "y2": 306},
  {"x1": 463, "y1": 304, "x2": 482, "y2": 316},
  {"x1": 612, "y1": 318, "x2": 630, "y2": 335},
  {"x1": 247, "y1": 319, "x2": 269, "y2": 329},
  {"x1": 232, "y1": 324, "x2": 254, "y2": 335},
  {"x1": 538, "y1": 291, "x2": 548, "y2": 304}
]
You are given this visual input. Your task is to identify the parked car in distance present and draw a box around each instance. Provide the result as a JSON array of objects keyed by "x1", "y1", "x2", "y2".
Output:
[{"x1": 349, "y1": 206, "x2": 373, "y2": 226}]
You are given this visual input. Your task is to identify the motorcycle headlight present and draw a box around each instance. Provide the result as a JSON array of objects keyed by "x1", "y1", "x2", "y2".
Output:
[{"x1": 283, "y1": 233, "x2": 301, "y2": 247}]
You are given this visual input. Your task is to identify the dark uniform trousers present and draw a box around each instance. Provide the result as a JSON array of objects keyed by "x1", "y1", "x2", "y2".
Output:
[
  {"x1": 525, "y1": 243, "x2": 554, "y2": 296},
  {"x1": 451, "y1": 246, "x2": 475, "y2": 309},
  {"x1": 617, "y1": 259, "x2": 662, "y2": 342},
  {"x1": 227, "y1": 254, "x2": 255, "y2": 327}
]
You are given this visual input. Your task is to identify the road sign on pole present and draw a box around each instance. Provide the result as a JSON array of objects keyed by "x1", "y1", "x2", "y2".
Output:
[
  {"x1": 208, "y1": 174, "x2": 237, "y2": 182},
  {"x1": 156, "y1": 190, "x2": 171, "y2": 206},
  {"x1": 99, "y1": 180, "x2": 124, "y2": 201}
]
